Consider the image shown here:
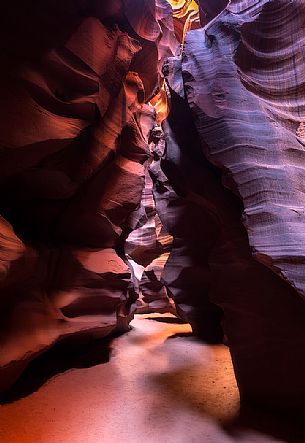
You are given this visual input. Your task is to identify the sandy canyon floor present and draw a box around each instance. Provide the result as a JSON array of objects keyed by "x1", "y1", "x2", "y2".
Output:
[{"x1": 0, "y1": 314, "x2": 303, "y2": 442}]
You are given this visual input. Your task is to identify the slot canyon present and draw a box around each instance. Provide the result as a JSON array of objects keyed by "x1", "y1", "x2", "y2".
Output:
[{"x1": 1, "y1": 0, "x2": 305, "y2": 441}]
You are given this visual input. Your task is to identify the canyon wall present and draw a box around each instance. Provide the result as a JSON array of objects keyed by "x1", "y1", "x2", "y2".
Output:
[
  {"x1": 1, "y1": 0, "x2": 305, "y2": 415},
  {"x1": 0, "y1": 0, "x2": 178, "y2": 394},
  {"x1": 159, "y1": 0, "x2": 305, "y2": 412}
]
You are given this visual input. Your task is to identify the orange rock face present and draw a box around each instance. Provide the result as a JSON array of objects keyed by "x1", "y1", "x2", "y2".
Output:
[{"x1": 0, "y1": 0, "x2": 178, "y2": 393}]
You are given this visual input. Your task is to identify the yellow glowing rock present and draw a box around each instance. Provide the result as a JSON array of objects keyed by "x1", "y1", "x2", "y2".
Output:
[
  {"x1": 149, "y1": 81, "x2": 169, "y2": 125},
  {"x1": 165, "y1": 0, "x2": 200, "y2": 43},
  {"x1": 167, "y1": 0, "x2": 198, "y2": 18}
]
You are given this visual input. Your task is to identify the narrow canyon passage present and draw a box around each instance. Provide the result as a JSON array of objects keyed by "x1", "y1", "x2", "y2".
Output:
[
  {"x1": 0, "y1": 314, "x2": 292, "y2": 443},
  {"x1": 2, "y1": 0, "x2": 305, "y2": 441}
]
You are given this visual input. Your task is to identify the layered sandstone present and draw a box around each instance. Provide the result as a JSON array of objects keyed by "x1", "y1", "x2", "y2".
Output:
[
  {"x1": 2, "y1": 0, "x2": 305, "y2": 416},
  {"x1": 159, "y1": 0, "x2": 305, "y2": 412},
  {"x1": 0, "y1": 0, "x2": 178, "y2": 393}
]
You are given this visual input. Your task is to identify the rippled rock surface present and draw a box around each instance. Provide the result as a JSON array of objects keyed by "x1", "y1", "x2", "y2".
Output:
[
  {"x1": 2, "y1": 0, "x2": 305, "y2": 415},
  {"x1": 159, "y1": 0, "x2": 305, "y2": 412},
  {"x1": 0, "y1": 0, "x2": 178, "y2": 393}
]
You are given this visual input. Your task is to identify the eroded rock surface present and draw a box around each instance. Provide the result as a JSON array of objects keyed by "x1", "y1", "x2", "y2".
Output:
[
  {"x1": 159, "y1": 0, "x2": 305, "y2": 412},
  {"x1": 2, "y1": 0, "x2": 305, "y2": 417},
  {"x1": 0, "y1": 0, "x2": 178, "y2": 393}
]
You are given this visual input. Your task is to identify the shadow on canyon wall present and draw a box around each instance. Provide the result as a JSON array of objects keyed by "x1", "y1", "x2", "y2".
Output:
[{"x1": 0, "y1": 334, "x2": 113, "y2": 404}]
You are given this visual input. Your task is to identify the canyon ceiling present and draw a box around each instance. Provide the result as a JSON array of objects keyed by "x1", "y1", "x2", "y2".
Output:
[{"x1": 1, "y1": 0, "x2": 305, "y2": 414}]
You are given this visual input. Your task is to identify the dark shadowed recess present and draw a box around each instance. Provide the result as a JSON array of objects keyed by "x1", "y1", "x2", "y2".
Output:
[
  {"x1": 226, "y1": 404, "x2": 305, "y2": 443},
  {"x1": 145, "y1": 315, "x2": 187, "y2": 324},
  {"x1": 0, "y1": 333, "x2": 114, "y2": 404}
]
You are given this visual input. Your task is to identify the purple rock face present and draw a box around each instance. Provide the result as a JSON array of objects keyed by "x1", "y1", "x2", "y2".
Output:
[
  {"x1": 196, "y1": 0, "x2": 229, "y2": 24},
  {"x1": 158, "y1": 0, "x2": 305, "y2": 411},
  {"x1": 184, "y1": 0, "x2": 305, "y2": 296},
  {"x1": 125, "y1": 107, "x2": 175, "y2": 314}
]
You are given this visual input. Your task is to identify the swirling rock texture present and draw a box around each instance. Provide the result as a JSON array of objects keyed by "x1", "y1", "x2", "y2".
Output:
[
  {"x1": 126, "y1": 167, "x2": 175, "y2": 314},
  {"x1": 2, "y1": 0, "x2": 305, "y2": 417},
  {"x1": 126, "y1": 118, "x2": 176, "y2": 314},
  {"x1": 0, "y1": 0, "x2": 178, "y2": 394},
  {"x1": 159, "y1": 0, "x2": 305, "y2": 412}
]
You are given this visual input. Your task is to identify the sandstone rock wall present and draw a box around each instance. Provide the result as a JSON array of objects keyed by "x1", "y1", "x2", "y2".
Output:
[
  {"x1": 2, "y1": 0, "x2": 305, "y2": 415},
  {"x1": 0, "y1": 0, "x2": 178, "y2": 394},
  {"x1": 158, "y1": 0, "x2": 305, "y2": 412}
]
